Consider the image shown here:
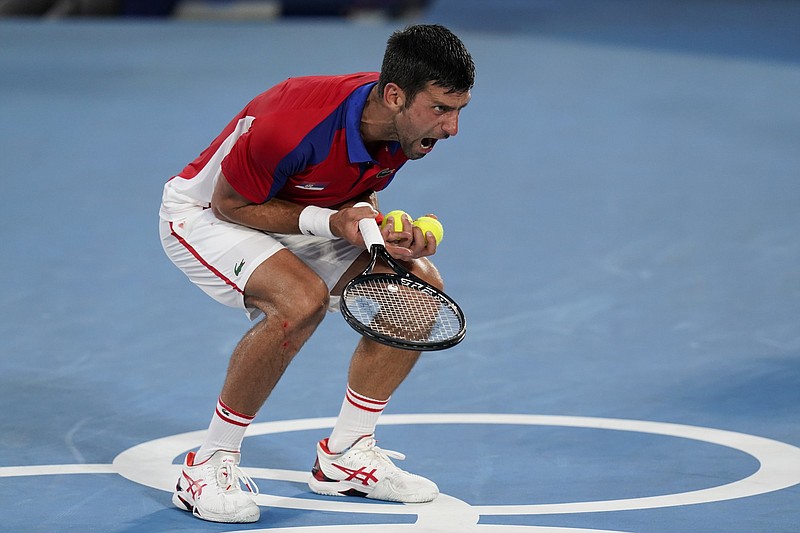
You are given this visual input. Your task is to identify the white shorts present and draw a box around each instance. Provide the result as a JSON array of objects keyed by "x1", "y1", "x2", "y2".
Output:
[{"x1": 159, "y1": 208, "x2": 364, "y2": 320}]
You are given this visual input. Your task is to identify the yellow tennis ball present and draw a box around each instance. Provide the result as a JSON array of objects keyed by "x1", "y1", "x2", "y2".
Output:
[
  {"x1": 380, "y1": 210, "x2": 411, "y2": 232},
  {"x1": 413, "y1": 216, "x2": 444, "y2": 246}
]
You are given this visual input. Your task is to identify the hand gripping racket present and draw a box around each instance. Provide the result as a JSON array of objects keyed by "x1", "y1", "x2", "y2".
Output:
[{"x1": 340, "y1": 203, "x2": 466, "y2": 351}]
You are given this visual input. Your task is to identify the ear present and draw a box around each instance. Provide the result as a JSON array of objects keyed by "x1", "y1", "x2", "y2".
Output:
[{"x1": 382, "y1": 82, "x2": 405, "y2": 110}]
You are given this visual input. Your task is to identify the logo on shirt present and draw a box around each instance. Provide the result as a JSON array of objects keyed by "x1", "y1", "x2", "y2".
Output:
[
  {"x1": 295, "y1": 183, "x2": 328, "y2": 191},
  {"x1": 376, "y1": 169, "x2": 396, "y2": 179},
  {"x1": 234, "y1": 259, "x2": 245, "y2": 276}
]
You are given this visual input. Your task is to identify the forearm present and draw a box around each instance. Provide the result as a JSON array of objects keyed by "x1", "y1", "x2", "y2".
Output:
[
  {"x1": 214, "y1": 195, "x2": 304, "y2": 234},
  {"x1": 212, "y1": 173, "x2": 379, "y2": 239},
  {"x1": 210, "y1": 172, "x2": 303, "y2": 233}
]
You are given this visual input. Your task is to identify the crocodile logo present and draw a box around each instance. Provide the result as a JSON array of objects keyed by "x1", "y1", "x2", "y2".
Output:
[{"x1": 234, "y1": 259, "x2": 245, "y2": 276}]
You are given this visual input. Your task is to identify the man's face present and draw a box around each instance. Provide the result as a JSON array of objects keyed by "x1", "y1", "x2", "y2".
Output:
[{"x1": 392, "y1": 82, "x2": 471, "y2": 160}]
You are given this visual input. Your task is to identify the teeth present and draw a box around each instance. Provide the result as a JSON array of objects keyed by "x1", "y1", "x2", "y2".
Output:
[{"x1": 421, "y1": 138, "x2": 434, "y2": 149}]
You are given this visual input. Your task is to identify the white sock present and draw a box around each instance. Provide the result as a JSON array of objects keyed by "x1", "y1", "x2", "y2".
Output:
[
  {"x1": 194, "y1": 397, "x2": 255, "y2": 464},
  {"x1": 327, "y1": 385, "x2": 389, "y2": 453}
]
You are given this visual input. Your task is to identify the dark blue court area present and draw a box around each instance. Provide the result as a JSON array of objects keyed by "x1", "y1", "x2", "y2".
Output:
[{"x1": 1, "y1": 1, "x2": 799, "y2": 531}]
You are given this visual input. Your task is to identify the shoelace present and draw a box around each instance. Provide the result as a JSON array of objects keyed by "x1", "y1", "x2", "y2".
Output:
[
  {"x1": 216, "y1": 459, "x2": 260, "y2": 495},
  {"x1": 357, "y1": 438, "x2": 406, "y2": 466}
]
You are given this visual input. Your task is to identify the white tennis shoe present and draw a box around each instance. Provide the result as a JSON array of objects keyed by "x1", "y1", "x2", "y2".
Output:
[
  {"x1": 172, "y1": 450, "x2": 260, "y2": 523},
  {"x1": 309, "y1": 435, "x2": 439, "y2": 503}
]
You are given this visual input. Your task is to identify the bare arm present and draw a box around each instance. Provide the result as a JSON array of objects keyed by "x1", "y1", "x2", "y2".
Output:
[
  {"x1": 211, "y1": 173, "x2": 388, "y2": 250},
  {"x1": 211, "y1": 173, "x2": 431, "y2": 260},
  {"x1": 211, "y1": 172, "x2": 306, "y2": 233}
]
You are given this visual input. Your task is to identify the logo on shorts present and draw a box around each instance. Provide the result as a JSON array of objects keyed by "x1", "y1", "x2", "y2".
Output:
[{"x1": 234, "y1": 259, "x2": 245, "y2": 276}]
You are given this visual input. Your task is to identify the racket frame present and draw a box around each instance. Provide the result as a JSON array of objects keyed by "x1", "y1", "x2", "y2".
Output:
[{"x1": 340, "y1": 204, "x2": 466, "y2": 351}]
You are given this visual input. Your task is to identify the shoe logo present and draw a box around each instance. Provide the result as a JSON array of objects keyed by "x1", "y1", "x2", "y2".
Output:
[
  {"x1": 234, "y1": 259, "x2": 245, "y2": 276},
  {"x1": 332, "y1": 464, "x2": 379, "y2": 486},
  {"x1": 182, "y1": 471, "x2": 208, "y2": 500},
  {"x1": 220, "y1": 467, "x2": 231, "y2": 490}
]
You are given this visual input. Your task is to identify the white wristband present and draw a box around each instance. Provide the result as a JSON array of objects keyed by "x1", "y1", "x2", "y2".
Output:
[{"x1": 298, "y1": 205, "x2": 339, "y2": 239}]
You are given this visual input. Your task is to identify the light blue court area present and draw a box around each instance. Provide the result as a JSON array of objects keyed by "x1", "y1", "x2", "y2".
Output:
[{"x1": 1, "y1": 1, "x2": 799, "y2": 531}]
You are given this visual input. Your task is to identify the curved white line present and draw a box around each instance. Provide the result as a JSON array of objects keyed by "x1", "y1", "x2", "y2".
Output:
[
  {"x1": 110, "y1": 413, "x2": 800, "y2": 517},
  {"x1": 5, "y1": 412, "x2": 797, "y2": 531}
]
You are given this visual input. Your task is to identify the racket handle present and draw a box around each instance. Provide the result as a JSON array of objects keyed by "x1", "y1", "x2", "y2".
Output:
[{"x1": 353, "y1": 201, "x2": 386, "y2": 250}]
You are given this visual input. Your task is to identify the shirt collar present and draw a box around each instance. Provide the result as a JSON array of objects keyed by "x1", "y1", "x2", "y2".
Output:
[{"x1": 345, "y1": 82, "x2": 377, "y2": 164}]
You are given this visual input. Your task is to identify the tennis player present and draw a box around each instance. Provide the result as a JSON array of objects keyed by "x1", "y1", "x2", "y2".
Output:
[{"x1": 159, "y1": 24, "x2": 474, "y2": 523}]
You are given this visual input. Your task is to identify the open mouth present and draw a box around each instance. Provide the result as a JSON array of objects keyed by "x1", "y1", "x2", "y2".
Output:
[{"x1": 420, "y1": 138, "x2": 437, "y2": 150}]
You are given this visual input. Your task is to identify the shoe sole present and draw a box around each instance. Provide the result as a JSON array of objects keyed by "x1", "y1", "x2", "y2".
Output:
[
  {"x1": 307, "y1": 477, "x2": 438, "y2": 504},
  {"x1": 172, "y1": 492, "x2": 260, "y2": 523},
  {"x1": 308, "y1": 477, "x2": 368, "y2": 498}
]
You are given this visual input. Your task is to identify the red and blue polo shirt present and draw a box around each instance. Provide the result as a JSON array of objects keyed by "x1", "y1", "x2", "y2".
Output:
[{"x1": 162, "y1": 72, "x2": 408, "y2": 219}]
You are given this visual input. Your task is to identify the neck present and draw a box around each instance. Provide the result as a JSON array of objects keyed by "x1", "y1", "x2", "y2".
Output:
[{"x1": 360, "y1": 85, "x2": 396, "y2": 145}]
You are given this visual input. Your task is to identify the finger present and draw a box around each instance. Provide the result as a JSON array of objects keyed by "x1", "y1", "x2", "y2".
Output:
[
  {"x1": 423, "y1": 231, "x2": 438, "y2": 254},
  {"x1": 354, "y1": 204, "x2": 378, "y2": 220},
  {"x1": 411, "y1": 226, "x2": 436, "y2": 257},
  {"x1": 410, "y1": 226, "x2": 428, "y2": 249},
  {"x1": 385, "y1": 243, "x2": 413, "y2": 259},
  {"x1": 382, "y1": 219, "x2": 412, "y2": 243}
]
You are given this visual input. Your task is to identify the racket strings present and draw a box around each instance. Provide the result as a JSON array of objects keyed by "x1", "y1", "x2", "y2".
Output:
[{"x1": 344, "y1": 279, "x2": 462, "y2": 343}]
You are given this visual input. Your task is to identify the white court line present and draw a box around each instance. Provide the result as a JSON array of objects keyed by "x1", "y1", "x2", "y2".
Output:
[
  {"x1": 0, "y1": 464, "x2": 117, "y2": 477},
  {"x1": 4, "y1": 413, "x2": 799, "y2": 532},
  {"x1": 111, "y1": 413, "x2": 800, "y2": 516}
]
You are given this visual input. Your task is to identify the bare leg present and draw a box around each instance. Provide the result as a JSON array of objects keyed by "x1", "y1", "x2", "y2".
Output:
[
  {"x1": 219, "y1": 315, "x2": 305, "y2": 414},
  {"x1": 220, "y1": 249, "x2": 330, "y2": 415},
  {"x1": 309, "y1": 252, "x2": 443, "y2": 503},
  {"x1": 333, "y1": 252, "x2": 442, "y2": 401},
  {"x1": 347, "y1": 339, "x2": 421, "y2": 400}
]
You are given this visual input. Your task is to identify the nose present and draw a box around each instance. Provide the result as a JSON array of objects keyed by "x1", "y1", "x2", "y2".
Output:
[{"x1": 442, "y1": 112, "x2": 459, "y2": 137}]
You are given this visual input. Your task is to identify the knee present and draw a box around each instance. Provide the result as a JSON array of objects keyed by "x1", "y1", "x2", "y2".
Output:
[
  {"x1": 286, "y1": 277, "x2": 330, "y2": 326},
  {"x1": 247, "y1": 273, "x2": 330, "y2": 331},
  {"x1": 273, "y1": 280, "x2": 329, "y2": 333}
]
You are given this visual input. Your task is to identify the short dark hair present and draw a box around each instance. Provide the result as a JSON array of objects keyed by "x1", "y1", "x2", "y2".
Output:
[{"x1": 378, "y1": 24, "x2": 475, "y2": 106}]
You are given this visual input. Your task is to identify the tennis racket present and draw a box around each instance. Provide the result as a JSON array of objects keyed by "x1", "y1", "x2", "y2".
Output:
[{"x1": 340, "y1": 203, "x2": 466, "y2": 351}]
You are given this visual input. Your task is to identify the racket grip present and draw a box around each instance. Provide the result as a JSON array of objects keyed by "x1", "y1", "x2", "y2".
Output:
[{"x1": 353, "y1": 202, "x2": 386, "y2": 250}]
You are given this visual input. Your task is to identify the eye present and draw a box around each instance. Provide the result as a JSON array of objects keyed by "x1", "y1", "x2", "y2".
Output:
[{"x1": 433, "y1": 105, "x2": 447, "y2": 114}]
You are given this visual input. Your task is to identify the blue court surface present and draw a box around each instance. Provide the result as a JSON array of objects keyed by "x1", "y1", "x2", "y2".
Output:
[{"x1": 1, "y1": 1, "x2": 799, "y2": 531}]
